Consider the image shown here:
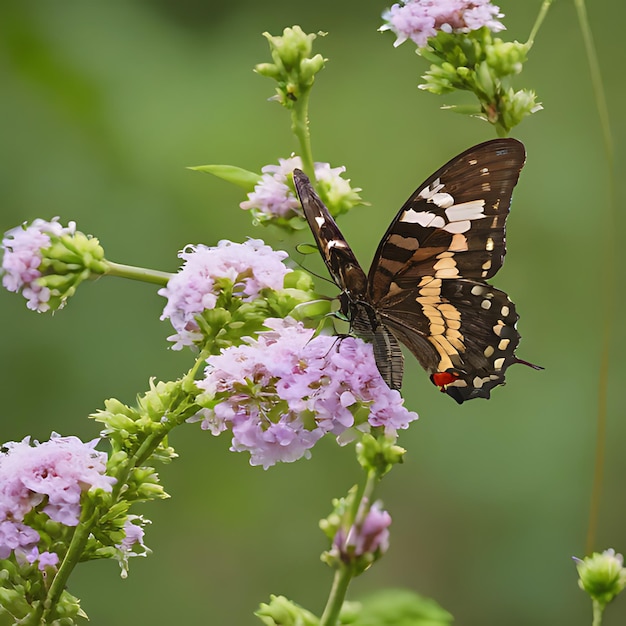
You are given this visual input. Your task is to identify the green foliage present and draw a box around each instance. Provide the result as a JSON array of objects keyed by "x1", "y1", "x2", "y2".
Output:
[{"x1": 349, "y1": 589, "x2": 453, "y2": 625}]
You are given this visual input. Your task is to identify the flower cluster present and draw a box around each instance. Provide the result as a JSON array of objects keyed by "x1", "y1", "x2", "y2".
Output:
[
  {"x1": 1, "y1": 218, "x2": 76, "y2": 312},
  {"x1": 195, "y1": 318, "x2": 418, "y2": 469},
  {"x1": 240, "y1": 156, "x2": 361, "y2": 225},
  {"x1": 381, "y1": 0, "x2": 505, "y2": 49},
  {"x1": 254, "y1": 25, "x2": 326, "y2": 108},
  {"x1": 159, "y1": 239, "x2": 292, "y2": 350},
  {"x1": 0, "y1": 434, "x2": 115, "y2": 564}
]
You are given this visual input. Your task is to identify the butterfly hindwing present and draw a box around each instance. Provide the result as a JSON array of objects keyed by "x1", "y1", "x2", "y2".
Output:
[{"x1": 378, "y1": 278, "x2": 521, "y2": 403}]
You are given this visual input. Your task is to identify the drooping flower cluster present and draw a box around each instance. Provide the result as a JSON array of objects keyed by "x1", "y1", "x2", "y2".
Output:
[
  {"x1": 0, "y1": 434, "x2": 115, "y2": 565},
  {"x1": 381, "y1": 0, "x2": 505, "y2": 49},
  {"x1": 1, "y1": 218, "x2": 76, "y2": 312},
  {"x1": 194, "y1": 318, "x2": 418, "y2": 469},
  {"x1": 158, "y1": 239, "x2": 292, "y2": 350},
  {"x1": 240, "y1": 156, "x2": 361, "y2": 224}
]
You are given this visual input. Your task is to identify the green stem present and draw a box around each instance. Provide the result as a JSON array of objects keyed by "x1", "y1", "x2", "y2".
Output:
[
  {"x1": 42, "y1": 370, "x2": 200, "y2": 621},
  {"x1": 573, "y1": 0, "x2": 615, "y2": 557},
  {"x1": 592, "y1": 599, "x2": 604, "y2": 626},
  {"x1": 103, "y1": 260, "x2": 173, "y2": 286},
  {"x1": 41, "y1": 500, "x2": 98, "y2": 622},
  {"x1": 319, "y1": 470, "x2": 378, "y2": 625},
  {"x1": 526, "y1": 0, "x2": 555, "y2": 49},
  {"x1": 291, "y1": 88, "x2": 315, "y2": 179},
  {"x1": 320, "y1": 566, "x2": 353, "y2": 626}
]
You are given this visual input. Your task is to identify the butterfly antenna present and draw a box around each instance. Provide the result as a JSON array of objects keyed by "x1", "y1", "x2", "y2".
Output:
[
  {"x1": 293, "y1": 245, "x2": 337, "y2": 287},
  {"x1": 514, "y1": 357, "x2": 544, "y2": 370}
]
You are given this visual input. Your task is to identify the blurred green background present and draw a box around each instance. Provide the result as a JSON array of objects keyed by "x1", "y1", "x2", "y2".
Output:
[{"x1": 1, "y1": 1, "x2": 625, "y2": 624}]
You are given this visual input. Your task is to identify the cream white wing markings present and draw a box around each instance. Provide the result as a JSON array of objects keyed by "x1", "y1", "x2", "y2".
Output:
[{"x1": 401, "y1": 177, "x2": 488, "y2": 235}]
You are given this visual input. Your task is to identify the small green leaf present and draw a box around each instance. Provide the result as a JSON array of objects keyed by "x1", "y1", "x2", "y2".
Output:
[
  {"x1": 352, "y1": 589, "x2": 454, "y2": 626},
  {"x1": 188, "y1": 164, "x2": 261, "y2": 191}
]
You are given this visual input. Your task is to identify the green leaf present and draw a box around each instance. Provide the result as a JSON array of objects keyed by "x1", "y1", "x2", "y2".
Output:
[
  {"x1": 187, "y1": 164, "x2": 261, "y2": 191},
  {"x1": 350, "y1": 589, "x2": 453, "y2": 626}
]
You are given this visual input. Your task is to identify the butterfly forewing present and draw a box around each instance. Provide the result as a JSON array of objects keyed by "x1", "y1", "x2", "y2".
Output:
[
  {"x1": 368, "y1": 139, "x2": 526, "y2": 302},
  {"x1": 294, "y1": 170, "x2": 368, "y2": 298}
]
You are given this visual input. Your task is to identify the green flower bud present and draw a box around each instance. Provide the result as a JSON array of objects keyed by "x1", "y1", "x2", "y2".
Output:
[
  {"x1": 265, "y1": 26, "x2": 315, "y2": 71},
  {"x1": 256, "y1": 26, "x2": 326, "y2": 108},
  {"x1": 356, "y1": 433, "x2": 405, "y2": 479},
  {"x1": 253, "y1": 62, "x2": 282, "y2": 81},
  {"x1": 575, "y1": 549, "x2": 626, "y2": 607},
  {"x1": 475, "y1": 61, "x2": 496, "y2": 99},
  {"x1": 299, "y1": 54, "x2": 326, "y2": 82},
  {"x1": 500, "y1": 88, "x2": 542, "y2": 130},
  {"x1": 255, "y1": 594, "x2": 319, "y2": 626},
  {"x1": 485, "y1": 39, "x2": 527, "y2": 77},
  {"x1": 0, "y1": 585, "x2": 31, "y2": 618}
]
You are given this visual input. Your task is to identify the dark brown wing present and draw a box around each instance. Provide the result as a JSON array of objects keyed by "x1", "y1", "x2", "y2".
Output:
[
  {"x1": 378, "y1": 278, "x2": 522, "y2": 403},
  {"x1": 368, "y1": 138, "x2": 526, "y2": 302},
  {"x1": 294, "y1": 169, "x2": 405, "y2": 388},
  {"x1": 293, "y1": 169, "x2": 368, "y2": 298}
]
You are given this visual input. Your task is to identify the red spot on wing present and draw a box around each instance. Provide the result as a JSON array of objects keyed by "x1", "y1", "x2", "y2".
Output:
[{"x1": 431, "y1": 370, "x2": 460, "y2": 391}]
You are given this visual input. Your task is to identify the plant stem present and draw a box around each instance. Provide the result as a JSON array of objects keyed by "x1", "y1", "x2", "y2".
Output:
[
  {"x1": 526, "y1": 0, "x2": 555, "y2": 49},
  {"x1": 320, "y1": 566, "x2": 353, "y2": 626},
  {"x1": 291, "y1": 88, "x2": 315, "y2": 179},
  {"x1": 103, "y1": 260, "x2": 173, "y2": 286},
  {"x1": 319, "y1": 469, "x2": 378, "y2": 625},
  {"x1": 573, "y1": 0, "x2": 615, "y2": 557},
  {"x1": 592, "y1": 599, "x2": 604, "y2": 626},
  {"x1": 41, "y1": 500, "x2": 98, "y2": 622}
]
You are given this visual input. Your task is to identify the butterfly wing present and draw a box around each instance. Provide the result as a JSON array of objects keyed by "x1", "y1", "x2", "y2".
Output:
[
  {"x1": 294, "y1": 168, "x2": 405, "y2": 388},
  {"x1": 293, "y1": 169, "x2": 368, "y2": 298},
  {"x1": 367, "y1": 139, "x2": 529, "y2": 402},
  {"x1": 368, "y1": 138, "x2": 526, "y2": 301},
  {"x1": 379, "y1": 278, "x2": 522, "y2": 403}
]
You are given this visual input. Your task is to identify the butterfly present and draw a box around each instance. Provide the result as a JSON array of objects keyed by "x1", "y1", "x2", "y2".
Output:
[{"x1": 293, "y1": 138, "x2": 541, "y2": 404}]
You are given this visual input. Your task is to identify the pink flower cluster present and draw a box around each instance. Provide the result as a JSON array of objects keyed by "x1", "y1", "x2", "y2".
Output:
[
  {"x1": 1, "y1": 218, "x2": 76, "y2": 312},
  {"x1": 159, "y1": 239, "x2": 291, "y2": 349},
  {"x1": 195, "y1": 318, "x2": 418, "y2": 469},
  {"x1": 0, "y1": 434, "x2": 115, "y2": 562},
  {"x1": 381, "y1": 0, "x2": 505, "y2": 48},
  {"x1": 240, "y1": 157, "x2": 353, "y2": 220}
]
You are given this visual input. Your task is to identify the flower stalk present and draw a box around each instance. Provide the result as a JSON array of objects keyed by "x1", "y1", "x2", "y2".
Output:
[{"x1": 103, "y1": 261, "x2": 173, "y2": 286}]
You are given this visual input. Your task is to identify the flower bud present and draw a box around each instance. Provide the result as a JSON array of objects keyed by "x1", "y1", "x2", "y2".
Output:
[
  {"x1": 356, "y1": 433, "x2": 406, "y2": 478},
  {"x1": 574, "y1": 549, "x2": 626, "y2": 607},
  {"x1": 256, "y1": 27, "x2": 326, "y2": 107},
  {"x1": 255, "y1": 594, "x2": 318, "y2": 626}
]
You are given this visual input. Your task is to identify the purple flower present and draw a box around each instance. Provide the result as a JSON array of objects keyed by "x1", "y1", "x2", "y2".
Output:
[
  {"x1": 334, "y1": 501, "x2": 392, "y2": 559},
  {"x1": 240, "y1": 157, "x2": 360, "y2": 221},
  {"x1": 381, "y1": 0, "x2": 505, "y2": 48},
  {"x1": 116, "y1": 515, "x2": 150, "y2": 577},
  {"x1": 1, "y1": 218, "x2": 76, "y2": 312},
  {"x1": 195, "y1": 318, "x2": 418, "y2": 468},
  {"x1": 24, "y1": 547, "x2": 60, "y2": 571},
  {"x1": 0, "y1": 433, "x2": 115, "y2": 561},
  {"x1": 158, "y1": 239, "x2": 291, "y2": 350},
  {"x1": 240, "y1": 157, "x2": 303, "y2": 219}
]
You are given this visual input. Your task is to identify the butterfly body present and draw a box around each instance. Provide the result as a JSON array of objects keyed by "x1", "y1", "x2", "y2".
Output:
[{"x1": 294, "y1": 138, "x2": 539, "y2": 403}]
